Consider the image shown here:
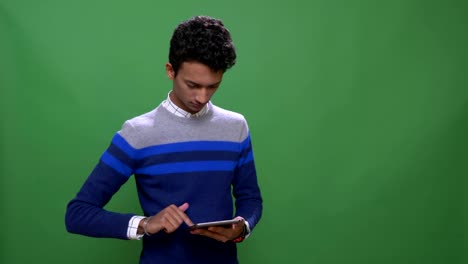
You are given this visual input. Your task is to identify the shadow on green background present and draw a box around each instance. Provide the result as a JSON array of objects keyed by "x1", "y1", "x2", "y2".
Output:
[{"x1": 1, "y1": 0, "x2": 467, "y2": 263}]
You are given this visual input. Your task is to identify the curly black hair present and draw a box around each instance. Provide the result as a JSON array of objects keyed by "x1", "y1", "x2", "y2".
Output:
[{"x1": 169, "y1": 16, "x2": 236, "y2": 74}]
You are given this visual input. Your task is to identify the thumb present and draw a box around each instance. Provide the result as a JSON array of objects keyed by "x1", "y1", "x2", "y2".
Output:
[{"x1": 178, "y1": 202, "x2": 189, "y2": 212}]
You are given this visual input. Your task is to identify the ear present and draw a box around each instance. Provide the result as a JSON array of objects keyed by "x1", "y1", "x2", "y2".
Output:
[{"x1": 166, "y1": 63, "x2": 175, "y2": 80}]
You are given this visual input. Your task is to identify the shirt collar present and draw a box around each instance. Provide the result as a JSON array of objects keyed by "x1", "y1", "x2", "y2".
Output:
[{"x1": 161, "y1": 91, "x2": 210, "y2": 118}]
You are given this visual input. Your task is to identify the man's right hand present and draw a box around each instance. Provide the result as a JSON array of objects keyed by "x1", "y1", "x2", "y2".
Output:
[{"x1": 139, "y1": 203, "x2": 193, "y2": 235}]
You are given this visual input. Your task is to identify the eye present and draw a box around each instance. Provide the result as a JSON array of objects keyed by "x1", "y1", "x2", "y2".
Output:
[
  {"x1": 187, "y1": 82, "x2": 197, "y2": 88},
  {"x1": 208, "y1": 83, "x2": 220, "y2": 89}
]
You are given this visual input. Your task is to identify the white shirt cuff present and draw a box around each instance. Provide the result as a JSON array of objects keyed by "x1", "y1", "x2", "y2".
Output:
[
  {"x1": 244, "y1": 220, "x2": 252, "y2": 239},
  {"x1": 127, "y1": 215, "x2": 145, "y2": 240}
]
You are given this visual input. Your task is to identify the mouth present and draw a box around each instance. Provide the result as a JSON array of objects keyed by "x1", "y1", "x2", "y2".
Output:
[{"x1": 191, "y1": 103, "x2": 204, "y2": 110}]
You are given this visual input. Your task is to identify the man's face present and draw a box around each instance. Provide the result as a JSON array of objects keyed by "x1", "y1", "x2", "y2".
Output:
[{"x1": 166, "y1": 61, "x2": 223, "y2": 114}]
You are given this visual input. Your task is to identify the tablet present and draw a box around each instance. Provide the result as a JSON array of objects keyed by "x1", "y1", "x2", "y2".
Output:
[{"x1": 189, "y1": 219, "x2": 243, "y2": 230}]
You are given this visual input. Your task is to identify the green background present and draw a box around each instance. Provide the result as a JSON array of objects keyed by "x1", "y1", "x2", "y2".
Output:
[{"x1": 1, "y1": 0, "x2": 467, "y2": 263}]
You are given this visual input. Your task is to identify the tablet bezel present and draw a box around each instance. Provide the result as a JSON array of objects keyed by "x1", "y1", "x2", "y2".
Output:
[{"x1": 189, "y1": 219, "x2": 243, "y2": 230}]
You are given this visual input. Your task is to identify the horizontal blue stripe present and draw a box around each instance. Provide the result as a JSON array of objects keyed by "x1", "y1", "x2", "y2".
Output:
[
  {"x1": 240, "y1": 134, "x2": 251, "y2": 149},
  {"x1": 107, "y1": 144, "x2": 135, "y2": 168},
  {"x1": 135, "y1": 161, "x2": 236, "y2": 175},
  {"x1": 112, "y1": 133, "x2": 136, "y2": 157},
  {"x1": 139, "y1": 150, "x2": 239, "y2": 168},
  {"x1": 113, "y1": 133, "x2": 242, "y2": 159},
  {"x1": 238, "y1": 150, "x2": 254, "y2": 166},
  {"x1": 101, "y1": 151, "x2": 133, "y2": 177},
  {"x1": 138, "y1": 141, "x2": 241, "y2": 159}
]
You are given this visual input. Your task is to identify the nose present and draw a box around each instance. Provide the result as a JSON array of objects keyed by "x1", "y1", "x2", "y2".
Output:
[{"x1": 195, "y1": 88, "x2": 211, "y2": 104}]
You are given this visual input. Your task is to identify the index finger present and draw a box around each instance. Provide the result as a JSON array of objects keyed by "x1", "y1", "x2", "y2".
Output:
[
  {"x1": 180, "y1": 213, "x2": 194, "y2": 227},
  {"x1": 174, "y1": 204, "x2": 193, "y2": 227}
]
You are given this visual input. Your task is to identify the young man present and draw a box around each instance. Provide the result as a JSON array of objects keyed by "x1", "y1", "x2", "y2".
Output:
[{"x1": 65, "y1": 16, "x2": 263, "y2": 264}]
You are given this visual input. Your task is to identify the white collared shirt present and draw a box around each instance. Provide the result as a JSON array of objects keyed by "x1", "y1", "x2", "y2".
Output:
[{"x1": 161, "y1": 91, "x2": 210, "y2": 118}]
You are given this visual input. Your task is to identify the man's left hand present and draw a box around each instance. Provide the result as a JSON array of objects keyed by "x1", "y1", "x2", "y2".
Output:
[{"x1": 190, "y1": 216, "x2": 245, "y2": 243}]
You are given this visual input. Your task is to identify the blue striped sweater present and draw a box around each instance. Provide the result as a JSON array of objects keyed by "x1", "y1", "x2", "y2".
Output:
[{"x1": 65, "y1": 103, "x2": 263, "y2": 264}]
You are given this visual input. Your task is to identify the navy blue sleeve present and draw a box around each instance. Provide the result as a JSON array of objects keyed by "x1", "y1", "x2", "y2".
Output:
[
  {"x1": 232, "y1": 133, "x2": 263, "y2": 231},
  {"x1": 65, "y1": 133, "x2": 138, "y2": 239}
]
